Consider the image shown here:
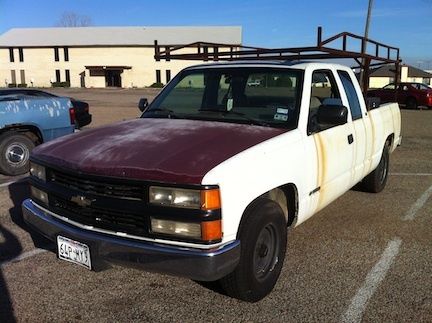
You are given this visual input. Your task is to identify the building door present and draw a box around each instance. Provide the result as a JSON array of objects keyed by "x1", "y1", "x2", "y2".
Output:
[
  {"x1": 80, "y1": 72, "x2": 86, "y2": 88},
  {"x1": 105, "y1": 70, "x2": 122, "y2": 87}
]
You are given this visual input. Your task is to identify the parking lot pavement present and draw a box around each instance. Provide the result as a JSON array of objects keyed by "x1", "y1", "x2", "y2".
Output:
[{"x1": 0, "y1": 97, "x2": 431, "y2": 322}]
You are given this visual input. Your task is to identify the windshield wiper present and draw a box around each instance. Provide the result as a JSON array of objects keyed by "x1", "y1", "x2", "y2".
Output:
[
  {"x1": 199, "y1": 109, "x2": 270, "y2": 127},
  {"x1": 144, "y1": 107, "x2": 178, "y2": 118}
]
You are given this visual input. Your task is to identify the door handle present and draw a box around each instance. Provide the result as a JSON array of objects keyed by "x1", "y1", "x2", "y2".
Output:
[{"x1": 348, "y1": 134, "x2": 354, "y2": 144}]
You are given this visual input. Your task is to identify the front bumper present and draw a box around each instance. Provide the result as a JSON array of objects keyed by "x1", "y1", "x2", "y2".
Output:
[{"x1": 22, "y1": 199, "x2": 240, "y2": 281}]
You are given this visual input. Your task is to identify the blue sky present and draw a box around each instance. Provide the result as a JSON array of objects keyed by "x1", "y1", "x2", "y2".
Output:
[{"x1": 1, "y1": 0, "x2": 432, "y2": 68}]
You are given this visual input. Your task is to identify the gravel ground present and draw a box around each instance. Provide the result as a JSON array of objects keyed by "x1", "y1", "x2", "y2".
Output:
[{"x1": 0, "y1": 90, "x2": 431, "y2": 322}]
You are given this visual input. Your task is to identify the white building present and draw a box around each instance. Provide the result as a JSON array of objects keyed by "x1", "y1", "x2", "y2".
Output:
[{"x1": 0, "y1": 26, "x2": 242, "y2": 88}]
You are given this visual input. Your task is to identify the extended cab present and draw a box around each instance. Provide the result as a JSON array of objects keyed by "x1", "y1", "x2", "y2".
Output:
[
  {"x1": 23, "y1": 61, "x2": 401, "y2": 302},
  {"x1": 0, "y1": 94, "x2": 75, "y2": 175}
]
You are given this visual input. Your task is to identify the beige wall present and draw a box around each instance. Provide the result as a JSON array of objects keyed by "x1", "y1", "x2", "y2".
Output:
[
  {"x1": 0, "y1": 46, "x2": 222, "y2": 88},
  {"x1": 369, "y1": 77, "x2": 392, "y2": 89},
  {"x1": 0, "y1": 47, "x2": 59, "y2": 87}
]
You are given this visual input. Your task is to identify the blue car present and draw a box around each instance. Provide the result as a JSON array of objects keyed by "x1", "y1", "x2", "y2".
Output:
[{"x1": 0, "y1": 94, "x2": 75, "y2": 175}]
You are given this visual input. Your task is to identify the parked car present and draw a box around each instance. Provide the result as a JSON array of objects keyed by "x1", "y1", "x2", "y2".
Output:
[
  {"x1": 0, "y1": 89, "x2": 92, "y2": 128},
  {"x1": 367, "y1": 82, "x2": 432, "y2": 109},
  {"x1": 24, "y1": 61, "x2": 401, "y2": 302},
  {"x1": 246, "y1": 79, "x2": 261, "y2": 86},
  {"x1": 0, "y1": 94, "x2": 75, "y2": 175}
]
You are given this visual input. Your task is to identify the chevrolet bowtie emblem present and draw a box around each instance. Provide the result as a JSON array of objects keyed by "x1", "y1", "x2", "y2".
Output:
[{"x1": 70, "y1": 195, "x2": 94, "y2": 207}]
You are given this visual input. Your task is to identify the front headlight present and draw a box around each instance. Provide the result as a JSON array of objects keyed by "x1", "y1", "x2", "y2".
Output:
[
  {"x1": 149, "y1": 186, "x2": 220, "y2": 210},
  {"x1": 30, "y1": 162, "x2": 46, "y2": 182},
  {"x1": 150, "y1": 218, "x2": 222, "y2": 241},
  {"x1": 151, "y1": 218, "x2": 201, "y2": 239}
]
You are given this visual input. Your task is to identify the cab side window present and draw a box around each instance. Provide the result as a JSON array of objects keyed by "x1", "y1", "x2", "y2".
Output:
[
  {"x1": 308, "y1": 70, "x2": 342, "y2": 134},
  {"x1": 338, "y1": 70, "x2": 362, "y2": 120}
]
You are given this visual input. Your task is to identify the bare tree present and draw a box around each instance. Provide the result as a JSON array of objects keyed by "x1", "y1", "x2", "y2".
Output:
[{"x1": 56, "y1": 11, "x2": 93, "y2": 27}]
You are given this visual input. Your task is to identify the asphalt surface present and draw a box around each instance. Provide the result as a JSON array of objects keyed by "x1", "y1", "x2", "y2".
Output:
[{"x1": 0, "y1": 92, "x2": 431, "y2": 322}]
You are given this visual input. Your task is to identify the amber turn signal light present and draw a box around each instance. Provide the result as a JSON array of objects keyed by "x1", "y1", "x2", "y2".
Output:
[
  {"x1": 201, "y1": 189, "x2": 221, "y2": 210},
  {"x1": 201, "y1": 220, "x2": 222, "y2": 241}
]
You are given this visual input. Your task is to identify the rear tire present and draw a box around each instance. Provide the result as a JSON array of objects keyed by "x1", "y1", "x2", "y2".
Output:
[
  {"x1": 0, "y1": 132, "x2": 35, "y2": 176},
  {"x1": 361, "y1": 143, "x2": 390, "y2": 193},
  {"x1": 219, "y1": 198, "x2": 287, "y2": 302}
]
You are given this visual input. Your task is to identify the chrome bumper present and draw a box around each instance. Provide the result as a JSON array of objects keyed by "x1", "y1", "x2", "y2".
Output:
[{"x1": 22, "y1": 199, "x2": 240, "y2": 281}]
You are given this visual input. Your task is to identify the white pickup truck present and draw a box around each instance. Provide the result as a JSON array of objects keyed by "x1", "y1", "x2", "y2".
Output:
[{"x1": 23, "y1": 61, "x2": 401, "y2": 302}]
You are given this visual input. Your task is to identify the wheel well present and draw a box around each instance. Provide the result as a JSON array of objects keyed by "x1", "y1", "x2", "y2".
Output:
[
  {"x1": 0, "y1": 125, "x2": 43, "y2": 145},
  {"x1": 385, "y1": 133, "x2": 394, "y2": 150},
  {"x1": 259, "y1": 184, "x2": 298, "y2": 226}
]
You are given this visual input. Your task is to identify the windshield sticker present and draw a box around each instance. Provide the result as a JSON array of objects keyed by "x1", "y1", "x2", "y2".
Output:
[
  {"x1": 274, "y1": 113, "x2": 288, "y2": 121},
  {"x1": 277, "y1": 107, "x2": 289, "y2": 115},
  {"x1": 227, "y1": 98, "x2": 233, "y2": 111}
]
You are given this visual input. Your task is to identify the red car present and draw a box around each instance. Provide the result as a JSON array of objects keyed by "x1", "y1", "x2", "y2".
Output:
[{"x1": 368, "y1": 82, "x2": 432, "y2": 109}]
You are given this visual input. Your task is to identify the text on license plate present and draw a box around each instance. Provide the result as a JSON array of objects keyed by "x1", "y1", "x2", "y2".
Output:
[{"x1": 57, "y1": 236, "x2": 92, "y2": 270}]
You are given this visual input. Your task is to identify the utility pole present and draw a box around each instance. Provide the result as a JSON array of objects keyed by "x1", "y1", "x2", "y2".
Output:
[
  {"x1": 360, "y1": 0, "x2": 374, "y2": 92},
  {"x1": 364, "y1": 0, "x2": 374, "y2": 41}
]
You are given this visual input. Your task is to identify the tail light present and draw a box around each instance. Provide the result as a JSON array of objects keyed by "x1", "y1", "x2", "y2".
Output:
[{"x1": 69, "y1": 107, "x2": 76, "y2": 125}]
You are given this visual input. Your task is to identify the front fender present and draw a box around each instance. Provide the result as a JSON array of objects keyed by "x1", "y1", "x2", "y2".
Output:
[{"x1": 202, "y1": 129, "x2": 306, "y2": 243}]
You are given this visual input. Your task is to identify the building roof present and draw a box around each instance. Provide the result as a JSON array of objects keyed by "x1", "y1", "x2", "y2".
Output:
[
  {"x1": 0, "y1": 26, "x2": 242, "y2": 47},
  {"x1": 370, "y1": 64, "x2": 432, "y2": 78},
  {"x1": 405, "y1": 65, "x2": 432, "y2": 78}
]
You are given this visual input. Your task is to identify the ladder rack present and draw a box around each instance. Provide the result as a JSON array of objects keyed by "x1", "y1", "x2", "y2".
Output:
[{"x1": 154, "y1": 27, "x2": 401, "y2": 93}]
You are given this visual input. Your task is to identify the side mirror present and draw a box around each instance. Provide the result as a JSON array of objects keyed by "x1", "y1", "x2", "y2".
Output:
[
  {"x1": 317, "y1": 104, "x2": 348, "y2": 127},
  {"x1": 138, "y1": 98, "x2": 149, "y2": 112}
]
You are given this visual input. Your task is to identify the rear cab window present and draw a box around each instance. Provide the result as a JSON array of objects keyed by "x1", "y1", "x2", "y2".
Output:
[{"x1": 337, "y1": 70, "x2": 363, "y2": 120}]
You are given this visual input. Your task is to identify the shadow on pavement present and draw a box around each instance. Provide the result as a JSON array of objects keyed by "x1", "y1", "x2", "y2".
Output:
[
  {"x1": 0, "y1": 225, "x2": 21, "y2": 323},
  {"x1": 193, "y1": 280, "x2": 229, "y2": 297},
  {"x1": 8, "y1": 181, "x2": 53, "y2": 249}
]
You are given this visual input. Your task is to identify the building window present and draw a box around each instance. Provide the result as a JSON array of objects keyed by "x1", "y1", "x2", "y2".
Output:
[
  {"x1": 18, "y1": 48, "x2": 24, "y2": 62},
  {"x1": 156, "y1": 69, "x2": 161, "y2": 83},
  {"x1": 64, "y1": 47, "x2": 69, "y2": 61},
  {"x1": 9, "y1": 48, "x2": 14, "y2": 62},
  {"x1": 166, "y1": 70, "x2": 171, "y2": 83},
  {"x1": 55, "y1": 69, "x2": 61, "y2": 83},
  {"x1": 20, "y1": 70, "x2": 26, "y2": 85},
  {"x1": 65, "y1": 70, "x2": 70, "y2": 84},
  {"x1": 10, "y1": 70, "x2": 16, "y2": 84},
  {"x1": 54, "y1": 47, "x2": 59, "y2": 61}
]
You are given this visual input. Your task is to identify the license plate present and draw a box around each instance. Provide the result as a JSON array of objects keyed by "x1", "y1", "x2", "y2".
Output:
[{"x1": 57, "y1": 236, "x2": 92, "y2": 270}]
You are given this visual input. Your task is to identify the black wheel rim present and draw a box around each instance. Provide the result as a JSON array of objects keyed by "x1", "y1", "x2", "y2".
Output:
[{"x1": 253, "y1": 223, "x2": 279, "y2": 282}]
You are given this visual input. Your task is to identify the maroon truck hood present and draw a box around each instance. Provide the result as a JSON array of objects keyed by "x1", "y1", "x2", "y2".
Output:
[{"x1": 33, "y1": 118, "x2": 286, "y2": 184}]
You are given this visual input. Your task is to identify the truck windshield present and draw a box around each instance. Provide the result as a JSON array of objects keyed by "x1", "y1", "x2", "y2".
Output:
[{"x1": 143, "y1": 67, "x2": 303, "y2": 129}]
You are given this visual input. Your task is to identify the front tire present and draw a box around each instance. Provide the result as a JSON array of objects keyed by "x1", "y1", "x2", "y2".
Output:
[
  {"x1": 219, "y1": 198, "x2": 287, "y2": 302},
  {"x1": 0, "y1": 132, "x2": 35, "y2": 176}
]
